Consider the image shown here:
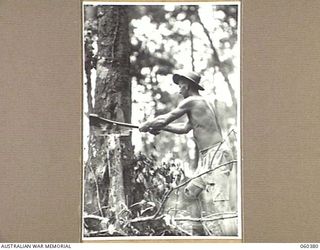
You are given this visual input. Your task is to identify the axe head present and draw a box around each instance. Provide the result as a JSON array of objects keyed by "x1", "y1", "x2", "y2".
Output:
[{"x1": 89, "y1": 114, "x2": 105, "y2": 127}]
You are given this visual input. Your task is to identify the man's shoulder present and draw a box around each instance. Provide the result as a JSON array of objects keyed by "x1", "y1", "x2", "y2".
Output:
[{"x1": 180, "y1": 96, "x2": 205, "y2": 107}]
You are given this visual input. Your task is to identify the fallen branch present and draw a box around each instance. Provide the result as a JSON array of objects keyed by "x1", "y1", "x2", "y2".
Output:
[
  {"x1": 127, "y1": 211, "x2": 237, "y2": 224},
  {"x1": 174, "y1": 225, "x2": 192, "y2": 236},
  {"x1": 174, "y1": 212, "x2": 237, "y2": 222},
  {"x1": 86, "y1": 229, "x2": 123, "y2": 237},
  {"x1": 129, "y1": 214, "x2": 165, "y2": 223},
  {"x1": 86, "y1": 229, "x2": 109, "y2": 237}
]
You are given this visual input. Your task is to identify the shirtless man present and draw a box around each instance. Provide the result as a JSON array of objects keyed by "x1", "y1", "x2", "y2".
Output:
[{"x1": 139, "y1": 71, "x2": 235, "y2": 236}]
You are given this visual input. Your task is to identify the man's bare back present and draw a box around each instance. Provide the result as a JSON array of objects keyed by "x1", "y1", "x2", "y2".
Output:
[{"x1": 185, "y1": 96, "x2": 222, "y2": 150}]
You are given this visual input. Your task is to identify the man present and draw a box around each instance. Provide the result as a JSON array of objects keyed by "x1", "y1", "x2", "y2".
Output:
[{"x1": 139, "y1": 71, "x2": 235, "y2": 236}]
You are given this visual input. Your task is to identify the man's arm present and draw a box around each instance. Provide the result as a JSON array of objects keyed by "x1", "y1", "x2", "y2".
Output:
[
  {"x1": 139, "y1": 98, "x2": 190, "y2": 132},
  {"x1": 162, "y1": 122, "x2": 192, "y2": 134}
]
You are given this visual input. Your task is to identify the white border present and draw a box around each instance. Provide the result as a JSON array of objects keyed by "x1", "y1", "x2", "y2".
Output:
[
  {"x1": 84, "y1": 1, "x2": 240, "y2": 5},
  {"x1": 81, "y1": 1, "x2": 242, "y2": 241},
  {"x1": 237, "y1": 0, "x2": 242, "y2": 241}
]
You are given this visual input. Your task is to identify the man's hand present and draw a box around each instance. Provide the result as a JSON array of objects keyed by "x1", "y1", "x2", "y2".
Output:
[
  {"x1": 139, "y1": 121, "x2": 161, "y2": 135},
  {"x1": 149, "y1": 128, "x2": 161, "y2": 135},
  {"x1": 139, "y1": 98, "x2": 190, "y2": 134},
  {"x1": 139, "y1": 121, "x2": 151, "y2": 132}
]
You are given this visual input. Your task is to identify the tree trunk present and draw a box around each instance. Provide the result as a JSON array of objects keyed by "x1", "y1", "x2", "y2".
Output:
[
  {"x1": 190, "y1": 24, "x2": 195, "y2": 72},
  {"x1": 86, "y1": 5, "x2": 134, "y2": 218}
]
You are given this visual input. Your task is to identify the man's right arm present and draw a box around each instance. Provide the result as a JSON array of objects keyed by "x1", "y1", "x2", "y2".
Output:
[{"x1": 139, "y1": 98, "x2": 191, "y2": 132}]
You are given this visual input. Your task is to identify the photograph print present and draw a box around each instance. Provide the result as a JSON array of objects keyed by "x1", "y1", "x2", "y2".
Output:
[{"x1": 82, "y1": 2, "x2": 241, "y2": 239}]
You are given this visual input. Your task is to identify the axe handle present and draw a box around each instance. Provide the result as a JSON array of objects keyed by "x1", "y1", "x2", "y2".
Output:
[{"x1": 89, "y1": 114, "x2": 140, "y2": 129}]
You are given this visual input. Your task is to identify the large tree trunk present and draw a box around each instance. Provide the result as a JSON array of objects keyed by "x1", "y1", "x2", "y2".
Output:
[{"x1": 85, "y1": 5, "x2": 134, "y2": 218}]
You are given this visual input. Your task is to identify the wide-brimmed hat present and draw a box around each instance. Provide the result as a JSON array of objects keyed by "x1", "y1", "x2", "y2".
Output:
[{"x1": 172, "y1": 71, "x2": 204, "y2": 91}]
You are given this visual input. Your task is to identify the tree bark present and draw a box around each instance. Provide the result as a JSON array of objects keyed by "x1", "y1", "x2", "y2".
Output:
[
  {"x1": 86, "y1": 5, "x2": 134, "y2": 218},
  {"x1": 84, "y1": 39, "x2": 94, "y2": 114}
]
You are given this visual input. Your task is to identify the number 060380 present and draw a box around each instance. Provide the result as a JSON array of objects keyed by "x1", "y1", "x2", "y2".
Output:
[{"x1": 300, "y1": 244, "x2": 319, "y2": 248}]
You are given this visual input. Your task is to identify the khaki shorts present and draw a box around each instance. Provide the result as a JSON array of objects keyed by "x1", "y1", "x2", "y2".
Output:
[
  {"x1": 185, "y1": 142, "x2": 237, "y2": 236},
  {"x1": 190, "y1": 142, "x2": 232, "y2": 201}
]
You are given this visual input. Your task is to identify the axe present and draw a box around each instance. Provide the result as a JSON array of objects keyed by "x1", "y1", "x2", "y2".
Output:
[
  {"x1": 89, "y1": 113, "x2": 139, "y2": 129},
  {"x1": 89, "y1": 113, "x2": 160, "y2": 135}
]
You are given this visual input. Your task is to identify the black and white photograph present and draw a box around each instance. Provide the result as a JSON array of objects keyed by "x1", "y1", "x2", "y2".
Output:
[{"x1": 82, "y1": 2, "x2": 241, "y2": 239}]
